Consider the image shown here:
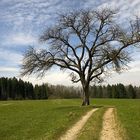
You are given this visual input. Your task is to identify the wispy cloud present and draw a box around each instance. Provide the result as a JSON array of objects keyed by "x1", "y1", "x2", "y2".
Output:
[
  {"x1": 0, "y1": 67, "x2": 18, "y2": 72},
  {"x1": 0, "y1": 0, "x2": 140, "y2": 34},
  {"x1": 0, "y1": 48, "x2": 23, "y2": 66},
  {"x1": 2, "y1": 33, "x2": 37, "y2": 46}
]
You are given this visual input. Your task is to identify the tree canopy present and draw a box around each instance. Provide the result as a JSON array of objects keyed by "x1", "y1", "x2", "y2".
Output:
[{"x1": 21, "y1": 8, "x2": 140, "y2": 105}]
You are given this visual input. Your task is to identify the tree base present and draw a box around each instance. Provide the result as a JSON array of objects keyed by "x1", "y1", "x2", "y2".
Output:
[{"x1": 81, "y1": 98, "x2": 90, "y2": 106}]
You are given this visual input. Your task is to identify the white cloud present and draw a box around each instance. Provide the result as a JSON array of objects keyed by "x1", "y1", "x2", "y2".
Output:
[
  {"x1": 128, "y1": 60, "x2": 140, "y2": 73},
  {"x1": 1, "y1": 0, "x2": 140, "y2": 28},
  {"x1": 2, "y1": 33, "x2": 37, "y2": 46},
  {"x1": 0, "y1": 67, "x2": 18, "y2": 72},
  {"x1": 0, "y1": 0, "x2": 60, "y2": 28},
  {"x1": 22, "y1": 70, "x2": 78, "y2": 86},
  {"x1": 0, "y1": 49, "x2": 22, "y2": 65},
  {"x1": 106, "y1": 71, "x2": 140, "y2": 86},
  {"x1": 22, "y1": 64, "x2": 140, "y2": 87}
]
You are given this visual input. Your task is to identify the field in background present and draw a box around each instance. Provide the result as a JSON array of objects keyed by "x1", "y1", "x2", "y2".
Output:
[{"x1": 0, "y1": 99, "x2": 140, "y2": 140}]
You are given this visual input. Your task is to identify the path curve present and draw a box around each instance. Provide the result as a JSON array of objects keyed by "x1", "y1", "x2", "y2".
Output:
[
  {"x1": 100, "y1": 108, "x2": 122, "y2": 140},
  {"x1": 59, "y1": 108, "x2": 98, "y2": 140}
]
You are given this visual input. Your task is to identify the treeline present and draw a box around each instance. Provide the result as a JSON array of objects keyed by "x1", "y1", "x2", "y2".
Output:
[
  {"x1": 0, "y1": 77, "x2": 140, "y2": 100},
  {"x1": 47, "y1": 84, "x2": 140, "y2": 99},
  {"x1": 48, "y1": 84, "x2": 140, "y2": 99},
  {"x1": 48, "y1": 85, "x2": 81, "y2": 99},
  {"x1": 0, "y1": 77, "x2": 48, "y2": 100},
  {"x1": 0, "y1": 77, "x2": 81, "y2": 100},
  {"x1": 89, "y1": 84, "x2": 140, "y2": 99}
]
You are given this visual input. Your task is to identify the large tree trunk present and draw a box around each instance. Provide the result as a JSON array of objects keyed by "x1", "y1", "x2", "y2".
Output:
[{"x1": 82, "y1": 85, "x2": 90, "y2": 106}]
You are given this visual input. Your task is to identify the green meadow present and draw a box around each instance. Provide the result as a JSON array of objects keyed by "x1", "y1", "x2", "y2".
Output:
[{"x1": 0, "y1": 99, "x2": 139, "y2": 140}]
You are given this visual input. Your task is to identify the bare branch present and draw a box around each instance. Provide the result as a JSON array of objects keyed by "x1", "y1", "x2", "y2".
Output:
[
  {"x1": 21, "y1": 8, "x2": 140, "y2": 91},
  {"x1": 70, "y1": 72, "x2": 81, "y2": 83}
]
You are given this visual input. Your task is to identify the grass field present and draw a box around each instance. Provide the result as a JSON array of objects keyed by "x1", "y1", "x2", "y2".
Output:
[{"x1": 0, "y1": 99, "x2": 140, "y2": 140}]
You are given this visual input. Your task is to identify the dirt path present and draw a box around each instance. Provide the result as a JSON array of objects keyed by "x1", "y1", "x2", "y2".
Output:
[
  {"x1": 59, "y1": 108, "x2": 98, "y2": 140},
  {"x1": 100, "y1": 108, "x2": 122, "y2": 140}
]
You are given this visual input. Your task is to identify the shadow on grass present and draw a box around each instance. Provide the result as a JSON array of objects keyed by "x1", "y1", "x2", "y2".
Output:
[
  {"x1": 53, "y1": 106, "x2": 83, "y2": 111},
  {"x1": 92, "y1": 105, "x2": 104, "y2": 108},
  {"x1": 54, "y1": 105, "x2": 105, "y2": 112},
  {"x1": 92, "y1": 105, "x2": 116, "y2": 109}
]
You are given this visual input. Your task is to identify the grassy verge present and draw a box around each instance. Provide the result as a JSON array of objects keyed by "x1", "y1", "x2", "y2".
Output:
[
  {"x1": 0, "y1": 99, "x2": 92, "y2": 140},
  {"x1": 77, "y1": 107, "x2": 106, "y2": 140},
  {"x1": 113, "y1": 108, "x2": 129, "y2": 140}
]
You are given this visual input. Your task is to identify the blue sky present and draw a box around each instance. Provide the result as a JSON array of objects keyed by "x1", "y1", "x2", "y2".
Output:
[{"x1": 0, "y1": 0, "x2": 140, "y2": 86}]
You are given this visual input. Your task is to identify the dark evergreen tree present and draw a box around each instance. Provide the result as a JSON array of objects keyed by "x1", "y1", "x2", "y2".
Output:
[
  {"x1": 90, "y1": 85, "x2": 97, "y2": 98},
  {"x1": 34, "y1": 85, "x2": 41, "y2": 99},
  {"x1": 111, "y1": 85, "x2": 117, "y2": 98},
  {"x1": 0, "y1": 78, "x2": 8, "y2": 100},
  {"x1": 98, "y1": 86, "x2": 103, "y2": 98},
  {"x1": 107, "y1": 84, "x2": 112, "y2": 98},
  {"x1": 127, "y1": 85, "x2": 136, "y2": 99},
  {"x1": 117, "y1": 84, "x2": 127, "y2": 98},
  {"x1": 0, "y1": 77, "x2": 36, "y2": 100}
]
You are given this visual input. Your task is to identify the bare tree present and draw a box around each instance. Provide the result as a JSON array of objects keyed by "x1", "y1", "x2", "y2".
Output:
[{"x1": 21, "y1": 9, "x2": 140, "y2": 105}]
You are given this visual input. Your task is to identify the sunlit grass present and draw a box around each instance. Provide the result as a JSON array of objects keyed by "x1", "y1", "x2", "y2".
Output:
[
  {"x1": 0, "y1": 99, "x2": 139, "y2": 140},
  {"x1": 0, "y1": 99, "x2": 91, "y2": 140}
]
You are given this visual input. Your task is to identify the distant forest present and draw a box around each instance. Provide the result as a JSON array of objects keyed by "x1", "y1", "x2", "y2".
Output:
[{"x1": 0, "y1": 77, "x2": 140, "y2": 100}]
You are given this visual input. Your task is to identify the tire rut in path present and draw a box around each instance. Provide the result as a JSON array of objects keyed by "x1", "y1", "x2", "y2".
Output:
[
  {"x1": 59, "y1": 108, "x2": 98, "y2": 140},
  {"x1": 100, "y1": 108, "x2": 122, "y2": 140}
]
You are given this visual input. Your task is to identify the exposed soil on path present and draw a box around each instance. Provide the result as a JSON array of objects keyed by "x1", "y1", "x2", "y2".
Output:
[
  {"x1": 59, "y1": 108, "x2": 98, "y2": 140},
  {"x1": 100, "y1": 108, "x2": 122, "y2": 140}
]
